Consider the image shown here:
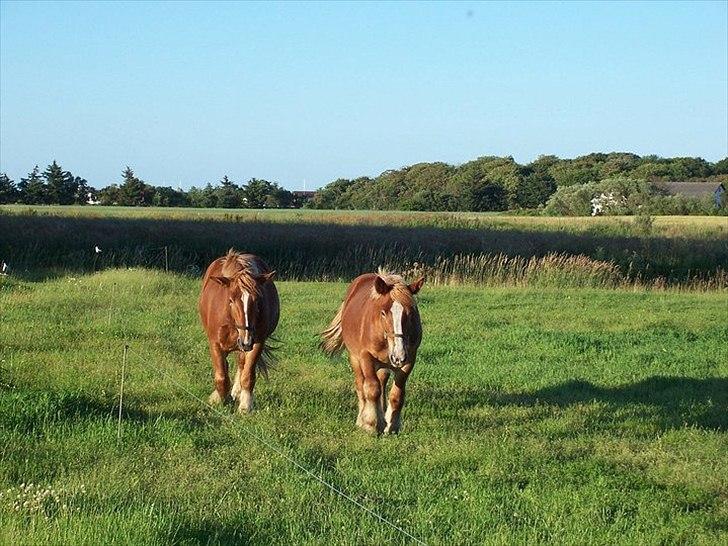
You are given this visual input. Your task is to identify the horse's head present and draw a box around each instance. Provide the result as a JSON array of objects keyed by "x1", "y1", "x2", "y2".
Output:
[
  {"x1": 211, "y1": 271, "x2": 276, "y2": 352},
  {"x1": 374, "y1": 274, "x2": 425, "y2": 368}
]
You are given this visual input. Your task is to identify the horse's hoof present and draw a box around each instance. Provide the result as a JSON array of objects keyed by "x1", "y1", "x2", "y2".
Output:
[
  {"x1": 359, "y1": 422, "x2": 380, "y2": 435},
  {"x1": 208, "y1": 391, "x2": 222, "y2": 405}
]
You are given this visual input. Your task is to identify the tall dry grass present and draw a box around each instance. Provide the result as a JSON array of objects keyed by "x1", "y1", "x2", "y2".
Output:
[{"x1": 1, "y1": 210, "x2": 726, "y2": 289}]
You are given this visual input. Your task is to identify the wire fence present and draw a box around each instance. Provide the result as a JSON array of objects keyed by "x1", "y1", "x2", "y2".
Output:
[{"x1": 119, "y1": 344, "x2": 427, "y2": 545}]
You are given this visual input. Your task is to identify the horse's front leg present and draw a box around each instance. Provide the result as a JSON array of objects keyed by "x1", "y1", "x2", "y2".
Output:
[
  {"x1": 376, "y1": 368, "x2": 391, "y2": 416},
  {"x1": 208, "y1": 343, "x2": 232, "y2": 406},
  {"x1": 235, "y1": 342, "x2": 263, "y2": 414},
  {"x1": 349, "y1": 354, "x2": 365, "y2": 428},
  {"x1": 359, "y1": 355, "x2": 384, "y2": 434},
  {"x1": 384, "y1": 370, "x2": 409, "y2": 434}
]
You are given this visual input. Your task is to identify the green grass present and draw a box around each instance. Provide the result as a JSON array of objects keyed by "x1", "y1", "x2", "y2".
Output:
[
  {"x1": 2, "y1": 204, "x2": 726, "y2": 237},
  {"x1": 1, "y1": 270, "x2": 726, "y2": 544}
]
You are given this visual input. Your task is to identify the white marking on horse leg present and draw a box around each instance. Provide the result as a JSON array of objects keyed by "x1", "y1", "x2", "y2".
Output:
[
  {"x1": 360, "y1": 401, "x2": 378, "y2": 433},
  {"x1": 238, "y1": 389, "x2": 254, "y2": 414},
  {"x1": 231, "y1": 367, "x2": 241, "y2": 400},
  {"x1": 384, "y1": 407, "x2": 401, "y2": 434}
]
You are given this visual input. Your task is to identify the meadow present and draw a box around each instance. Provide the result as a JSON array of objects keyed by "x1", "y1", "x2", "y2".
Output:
[
  {"x1": 0, "y1": 207, "x2": 726, "y2": 544},
  {"x1": 1, "y1": 270, "x2": 726, "y2": 545},
  {"x1": 1, "y1": 206, "x2": 727, "y2": 288}
]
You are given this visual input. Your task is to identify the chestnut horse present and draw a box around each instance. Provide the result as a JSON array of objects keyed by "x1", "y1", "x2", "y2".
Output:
[
  {"x1": 320, "y1": 270, "x2": 424, "y2": 434},
  {"x1": 198, "y1": 250, "x2": 279, "y2": 413}
]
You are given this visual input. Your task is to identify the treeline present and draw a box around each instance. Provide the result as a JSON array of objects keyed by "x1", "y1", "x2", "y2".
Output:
[
  {"x1": 308, "y1": 153, "x2": 728, "y2": 212},
  {"x1": 0, "y1": 164, "x2": 302, "y2": 208},
  {"x1": 2, "y1": 153, "x2": 727, "y2": 213},
  {"x1": 0, "y1": 162, "x2": 93, "y2": 206}
]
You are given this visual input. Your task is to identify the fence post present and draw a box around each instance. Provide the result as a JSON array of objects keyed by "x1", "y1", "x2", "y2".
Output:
[{"x1": 117, "y1": 344, "x2": 128, "y2": 444}]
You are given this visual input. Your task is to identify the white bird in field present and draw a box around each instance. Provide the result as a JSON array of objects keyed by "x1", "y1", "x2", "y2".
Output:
[{"x1": 95, "y1": 246, "x2": 102, "y2": 254}]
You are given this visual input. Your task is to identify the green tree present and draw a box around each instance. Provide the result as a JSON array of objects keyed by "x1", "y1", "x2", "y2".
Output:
[
  {"x1": 216, "y1": 176, "x2": 242, "y2": 208},
  {"x1": 98, "y1": 184, "x2": 121, "y2": 205},
  {"x1": 200, "y1": 183, "x2": 218, "y2": 208},
  {"x1": 73, "y1": 177, "x2": 93, "y2": 204},
  {"x1": 118, "y1": 167, "x2": 153, "y2": 206},
  {"x1": 152, "y1": 186, "x2": 189, "y2": 207},
  {"x1": 0, "y1": 173, "x2": 18, "y2": 204},
  {"x1": 44, "y1": 161, "x2": 77, "y2": 205},
  {"x1": 714, "y1": 157, "x2": 728, "y2": 175},
  {"x1": 243, "y1": 178, "x2": 273, "y2": 208},
  {"x1": 186, "y1": 186, "x2": 205, "y2": 208},
  {"x1": 517, "y1": 172, "x2": 556, "y2": 208},
  {"x1": 308, "y1": 178, "x2": 354, "y2": 209},
  {"x1": 18, "y1": 166, "x2": 47, "y2": 204}
]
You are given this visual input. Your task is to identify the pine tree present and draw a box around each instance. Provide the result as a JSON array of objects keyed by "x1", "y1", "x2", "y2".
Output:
[
  {"x1": 0, "y1": 173, "x2": 18, "y2": 204},
  {"x1": 201, "y1": 183, "x2": 218, "y2": 208},
  {"x1": 44, "y1": 161, "x2": 77, "y2": 205},
  {"x1": 18, "y1": 166, "x2": 47, "y2": 204},
  {"x1": 119, "y1": 167, "x2": 152, "y2": 206},
  {"x1": 217, "y1": 176, "x2": 242, "y2": 208}
]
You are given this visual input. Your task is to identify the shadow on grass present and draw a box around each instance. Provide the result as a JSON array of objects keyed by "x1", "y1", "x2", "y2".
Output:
[
  {"x1": 2, "y1": 213, "x2": 726, "y2": 284},
  {"x1": 164, "y1": 516, "x2": 277, "y2": 545},
  {"x1": 0, "y1": 389, "x2": 214, "y2": 433},
  {"x1": 419, "y1": 376, "x2": 728, "y2": 431}
]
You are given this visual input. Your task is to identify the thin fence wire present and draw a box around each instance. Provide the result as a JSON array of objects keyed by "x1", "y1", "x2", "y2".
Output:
[{"x1": 122, "y1": 345, "x2": 427, "y2": 546}]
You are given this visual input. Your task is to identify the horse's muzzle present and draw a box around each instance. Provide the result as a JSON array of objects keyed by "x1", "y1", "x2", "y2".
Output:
[
  {"x1": 389, "y1": 354, "x2": 406, "y2": 368},
  {"x1": 237, "y1": 337, "x2": 254, "y2": 353}
]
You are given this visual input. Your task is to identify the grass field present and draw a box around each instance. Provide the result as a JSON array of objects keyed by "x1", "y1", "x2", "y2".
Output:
[
  {"x1": 1, "y1": 270, "x2": 726, "y2": 544},
  {"x1": 2, "y1": 204, "x2": 726, "y2": 236},
  {"x1": 1, "y1": 206, "x2": 727, "y2": 288}
]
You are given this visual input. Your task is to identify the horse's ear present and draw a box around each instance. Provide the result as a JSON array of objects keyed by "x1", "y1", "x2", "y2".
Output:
[
  {"x1": 374, "y1": 275, "x2": 392, "y2": 295},
  {"x1": 409, "y1": 276, "x2": 425, "y2": 294},
  {"x1": 210, "y1": 276, "x2": 231, "y2": 286},
  {"x1": 256, "y1": 271, "x2": 276, "y2": 284}
]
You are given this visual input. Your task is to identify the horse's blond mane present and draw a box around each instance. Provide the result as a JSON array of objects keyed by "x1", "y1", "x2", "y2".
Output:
[
  {"x1": 372, "y1": 268, "x2": 417, "y2": 307},
  {"x1": 221, "y1": 249, "x2": 262, "y2": 296}
]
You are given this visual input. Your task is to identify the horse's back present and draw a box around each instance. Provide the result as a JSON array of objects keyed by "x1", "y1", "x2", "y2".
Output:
[{"x1": 342, "y1": 273, "x2": 376, "y2": 312}]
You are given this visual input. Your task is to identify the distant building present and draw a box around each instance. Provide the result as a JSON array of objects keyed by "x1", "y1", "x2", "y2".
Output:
[{"x1": 663, "y1": 182, "x2": 726, "y2": 208}]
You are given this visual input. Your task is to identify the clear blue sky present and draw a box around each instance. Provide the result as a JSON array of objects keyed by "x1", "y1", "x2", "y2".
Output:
[{"x1": 1, "y1": 1, "x2": 726, "y2": 190}]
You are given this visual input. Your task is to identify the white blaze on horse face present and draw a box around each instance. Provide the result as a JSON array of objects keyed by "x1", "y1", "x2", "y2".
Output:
[
  {"x1": 391, "y1": 301, "x2": 406, "y2": 364},
  {"x1": 241, "y1": 290, "x2": 252, "y2": 347}
]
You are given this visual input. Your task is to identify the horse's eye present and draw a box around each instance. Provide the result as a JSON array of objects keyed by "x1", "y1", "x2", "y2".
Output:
[{"x1": 381, "y1": 310, "x2": 386, "y2": 317}]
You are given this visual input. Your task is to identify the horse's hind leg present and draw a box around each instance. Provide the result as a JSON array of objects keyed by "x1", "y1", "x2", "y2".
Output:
[
  {"x1": 208, "y1": 344, "x2": 232, "y2": 406},
  {"x1": 236, "y1": 342, "x2": 263, "y2": 414}
]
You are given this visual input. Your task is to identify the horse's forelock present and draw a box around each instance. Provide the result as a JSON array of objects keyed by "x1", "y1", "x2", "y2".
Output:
[
  {"x1": 371, "y1": 271, "x2": 417, "y2": 308},
  {"x1": 222, "y1": 252, "x2": 263, "y2": 297}
]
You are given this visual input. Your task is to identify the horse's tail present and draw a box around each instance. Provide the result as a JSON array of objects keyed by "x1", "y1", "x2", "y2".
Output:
[
  {"x1": 256, "y1": 338, "x2": 278, "y2": 380},
  {"x1": 319, "y1": 302, "x2": 345, "y2": 357}
]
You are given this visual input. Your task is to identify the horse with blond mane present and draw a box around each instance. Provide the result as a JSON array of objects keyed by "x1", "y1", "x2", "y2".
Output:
[
  {"x1": 321, "y1": 270, "x2": 425, "y2": 434},
  {"x1": 198, "y1": 250, "x2": 278, "y2": 413}
]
